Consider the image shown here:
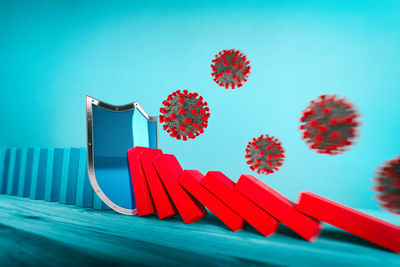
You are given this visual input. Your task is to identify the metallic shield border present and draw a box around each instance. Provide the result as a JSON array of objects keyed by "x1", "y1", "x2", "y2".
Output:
[{"x1": 86, "y1": 95, "x2": 158, "y2": 215}]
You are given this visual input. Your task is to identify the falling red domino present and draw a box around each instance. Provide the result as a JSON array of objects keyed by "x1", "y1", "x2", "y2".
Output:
[
  {"x1": 235, "y1": 175, "x2": 322, "y2": 241},
  {"x1": 139, "y1": 149, "x2": 177, "y2": 219},
  {"x1": 296, "y1": 191, "x2": 400, "y2": 253},
  {"x1": 127, "y1": 147, "x2": 155, "y2": 216},
  {"x1": 153, "y1": 154, "x2": 207, "y2": 224},
  {"x1": 201, "y1": 171, "x2": 279, "y2": 237},
  {"x1": 179, "y1": 170, "x2": 245, "y2": 231}
]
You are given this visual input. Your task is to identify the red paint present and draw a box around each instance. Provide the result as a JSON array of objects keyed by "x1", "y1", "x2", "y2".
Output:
[
  {"x1": 139, "y1": 149, "x2": 177, "y2": 219},
  {"x1": 179, "y1": 170, "x2": 244, "y2": 231},
  {"x1": 236, "y1": 175, "x2": 322, "y2": 241},
  {"x1": 153, "y1": 154, "x2": 207, "y2": 224},
  {"x1": 127, "y1": 147, "x2": 155, "y2": 216},
  {"x1": 296, "y1": 191, "x2": 400, "y2": 253},
  {"x1": 201, "y1": 171, "x2": 279, "y2": 237}
]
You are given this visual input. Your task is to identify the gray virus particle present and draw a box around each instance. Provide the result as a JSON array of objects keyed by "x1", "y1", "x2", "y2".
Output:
[
  {"x1": 300, "y1": 94, "x2": 360, "y2": 155},
  {"x1": 211, "y1": 49, "x2": 251, "y2": 89},
  {"x1": 373, "y1": 156, "x2": 400, "y2": 215},
  {"x1": 245, "y1": 134, "x2": 285, "y2": 175},
  {"x1": 159, "y1": 90, "x2": 210, "y2": 141}
]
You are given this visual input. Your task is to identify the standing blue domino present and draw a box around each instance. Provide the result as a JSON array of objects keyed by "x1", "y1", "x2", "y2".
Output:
[
  {"x1": 59, "y1": 148, "x2": 80, "y2": 204},
  {"x1": 94, "y1": 193, "x2": 110, "y2": 210},
  {"x1": 0, "y1": 148, "x2": 11, "y2": 194},
  {"x1": 30, "y1": 148, "x2": 48, "y2": 199},
  {"x1": 6, "y1": 148, "x2": 22, "y2": 195},
  {"x1": 17, "y1": 148, "x2": 34, "y2": 197},
  {"x1": 44, "y1": 148, "x2": 64, "y2": 202},
  {"x1": 75, "y1": 148, "x2": 93, "y2": 207}
]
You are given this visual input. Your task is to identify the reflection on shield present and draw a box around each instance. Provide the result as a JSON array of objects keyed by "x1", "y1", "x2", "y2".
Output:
[{"x1": 86, "y1": 96, "x2": 158, "y2": 215}]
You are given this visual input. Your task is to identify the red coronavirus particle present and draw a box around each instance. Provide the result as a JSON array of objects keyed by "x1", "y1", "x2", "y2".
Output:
[
  {"x1": 299, "y1": 94, "x2": 360, "y2": 155},
  {"x1": 159, "y1": 90, "x2": 210, "y2": 141},
  {"x1": 245, "y1": 134, "x2": 285, "y2": 175},
  {"x1": 211, "y1": 49, "x2": 251, "y2": 89},
  {"x1": 373, "y1": 156, "x2": 400, "y2": 215}
]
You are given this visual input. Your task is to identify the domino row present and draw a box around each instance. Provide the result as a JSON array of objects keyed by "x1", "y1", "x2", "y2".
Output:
[
  {"x1": 0, "y1": 148, "x2": 109, "y2": 209},
  {"x1": 128, "y1": 147, "x2": 400, "y2": 253}
]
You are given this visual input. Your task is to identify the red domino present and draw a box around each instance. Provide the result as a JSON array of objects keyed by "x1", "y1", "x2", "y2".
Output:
[
  {"x1": 139, "y1": 149, "x2": 177, "y2": 219},
  {"x1": 153, "y1": 154, "x2": 207, "y2": 224},
  {"x1": 201, "y1": 171, "x2": 279, "y2": 237},
  {"x1": 179, "y1": 170, "x2": 245, "y2": 231},
  {"x1": 296, "y1": 191, "x2": 400, "y2": 253},
  {"x1": 127, "y1": 147, "x2": 155, "y2": 216},
  {"x1": 235, "y1": 175, "x2": 322, "y2": 241}
]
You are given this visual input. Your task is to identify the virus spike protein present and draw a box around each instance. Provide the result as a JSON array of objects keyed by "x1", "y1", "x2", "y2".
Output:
[
  {"x1": 245, "y1": 134, "x2": 285, "y2": 175},
  {"x1": 159, "y1": 90, "x2": 210, "y2": 141},
  {"x1": 299, "y1": 94, "x2": 360, "y2": 155},
  {"x1": 373, "y1": 156, "x2": 400, "y2": 215},
  {"x1": 211, "y1": 49, "x2": 251, "y2": 89}
]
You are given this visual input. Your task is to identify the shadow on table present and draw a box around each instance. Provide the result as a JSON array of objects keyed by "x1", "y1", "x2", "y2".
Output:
[
  {"x1": 320, "y1": 228, "x2": 389, "y2": 252},
  {"x1": 246, "y1": 223, "x2": 391, "y2": 253},
  {"x1": 128, "y1": 210, "x2": 393, "y2": 254}
]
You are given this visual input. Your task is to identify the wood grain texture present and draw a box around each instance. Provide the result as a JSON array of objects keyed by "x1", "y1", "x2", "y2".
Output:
[{"x1": 0, "y1": 194, "x2": 399, "y2": 266}]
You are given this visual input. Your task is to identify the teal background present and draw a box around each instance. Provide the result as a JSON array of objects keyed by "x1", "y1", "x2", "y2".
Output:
[{"x1": 1, "y1": 0, "x2": 399, "y2": 210}]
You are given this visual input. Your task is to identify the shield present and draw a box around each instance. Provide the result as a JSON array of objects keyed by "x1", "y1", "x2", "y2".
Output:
[{"x1": 86, "y1": 96, "x2": 158, "y2": 215}]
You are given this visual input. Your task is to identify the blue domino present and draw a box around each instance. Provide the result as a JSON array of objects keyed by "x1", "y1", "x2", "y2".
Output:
[
  {"x1": 1, "y1": 147, "x2": 116, "y2": 211},
  {"x1": 94, "y1": 193, "x2": 110, "y2": 210},
  {"x1": 59, "y1": 148, "x2": 80, "y2": 204},
  {"x1": 0, "y1": 148, "x2": 10, "y2": 194},
  {"x1": 30, "y1": 148, "x2": 48, "y2": 200},
  {"x1": 17, "y1": 148, "x2": 34, "y2": 197},
  {"x1": 44, "y1": 148, "x2": 64, "y2": 202},
  {"x1": 76, "y1": 148, "x2": 93, "y2": 207},
  {"x1": 6, "y1": 148, "x2": 22, "y2": 196}
]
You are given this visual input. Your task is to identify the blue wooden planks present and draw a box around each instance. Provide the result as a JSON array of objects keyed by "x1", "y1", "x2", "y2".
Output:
[
  {"x1": 59, "y1": 148, "x2": 80, "y2": 205},
  {"x1": 76, "y1": 148, "x2": 93, "y2": 207},
  {"x1": 17, "y1": 148, "x2": 34, "y2": 197},
  {"x1": 30, "y1": 148, "x2": 48, "y2": 200},
  {"x1": 45, "y1": 148, "x2": 65, "y2": 202}
]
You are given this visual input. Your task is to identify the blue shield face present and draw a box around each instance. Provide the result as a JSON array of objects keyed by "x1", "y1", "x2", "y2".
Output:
[{"x1": 86, "y1": 96, "x2": 158, "y2": 215}]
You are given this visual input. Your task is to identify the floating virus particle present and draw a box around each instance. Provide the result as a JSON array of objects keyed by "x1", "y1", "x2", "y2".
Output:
[
  {"x1": 373, "y1": 156, "x2": 400, "y2": 215},
  {"x1": 299, "y1": 94, "x2": 360, "y2": 155},
  {"x1": 211, "y1": 49, "x2": 251, "y2": 89},
  {"x1": 245, "y1": 134, "x2": 285, "y2": 175},
  {"x1": 159, "y1": 90, "x2": 210, "y2": 141}
]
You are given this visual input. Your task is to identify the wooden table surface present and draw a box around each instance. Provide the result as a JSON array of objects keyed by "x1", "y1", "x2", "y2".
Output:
[{"x1": 0, "y1": 194, "x2": 399, "y2": 266}]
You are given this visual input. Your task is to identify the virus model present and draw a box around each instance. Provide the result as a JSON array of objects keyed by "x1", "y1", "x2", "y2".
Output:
[
  {"x1": 211, "y1": 49, "x2": 251, "y2": 89},
  {"x1": 159, "y1": 90, "x2": 210, "y2": 141},
  {"x1": 373, "y1": 156, "x2": 400, "y2": 215},
  {"x1": 245, "y1": 134, "x2": 285, "y2": 175},
  {"x1": 299, "y1": 94, "x2": 360, "y2": 155}
]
